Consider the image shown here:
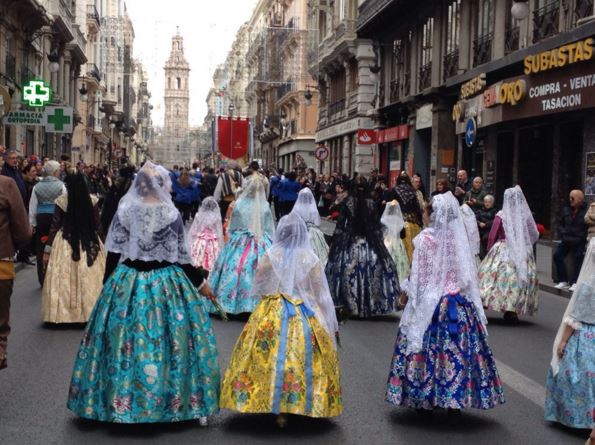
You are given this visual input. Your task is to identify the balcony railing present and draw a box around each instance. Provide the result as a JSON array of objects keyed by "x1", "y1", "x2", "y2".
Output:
[
  {"x1": 87, "y1": 4, "x2": 100, "y2": 27},
  {"x1": 329, "y1": 98, "x2": 346, "y2": 116},
  {"x1": 564, "y1": 0, "x2": 594, "y2": 28},
  {"x1": 276, "y1": 81, "x2": 294, "y2": 100},
  {"x1": 87, "y1": 62, "x2": 101, "y2": 81},
  {"x1": 473, "y1": 33, "x2": 493, "y2": 67},
  {"x1": 418, "y1": 62, "x2": 432, "y2": 91},
  {"x1": 5, "y1": 55, "x2": 16, "y2": 80},
  {"x1": 533, "y1": 2, "x2": 560, "y2": 43},
  {"x1": 505, "y1": 27, "x2": 520, "y2": 55},
  {"x1": 443, "y1": 49, "x2": 459, "y2": 80}
]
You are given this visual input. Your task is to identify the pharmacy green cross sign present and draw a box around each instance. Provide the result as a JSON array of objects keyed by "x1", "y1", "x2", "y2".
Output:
[
  {"x1": 22, "y1": 80, "x2": 51, "y2": 107},
  {"x1": 44, "y1": 106, "x2": 73, "y2": 133}
]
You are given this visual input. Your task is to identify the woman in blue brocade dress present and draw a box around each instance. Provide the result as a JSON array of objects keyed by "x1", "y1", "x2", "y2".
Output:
[
  {"x1": 386, "y1": 192, "x2": 504, "y2": 412},
  {"x1": 67, "y1": 162, "x2": 220, "y2": 424},
  {"x1": 208, "y1": 177, "x2": 274, "y2": 314},
  {"x1": 545, "y1": 237, "x2": 595, "y2": 441},
  {"x1": 325, "y1": 177, "x2": 399, "y2": 319}
]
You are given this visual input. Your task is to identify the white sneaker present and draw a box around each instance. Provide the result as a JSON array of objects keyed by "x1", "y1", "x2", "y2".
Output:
[
  {"x1": 569, "y1": 283, "x2": 577, "y2": 292},
  {"x1": 199, "y1": 416, "x2": 208, "y2": 426},
  {"x1": 555, "y1": 282, "x2": 569, "y2": 290}
]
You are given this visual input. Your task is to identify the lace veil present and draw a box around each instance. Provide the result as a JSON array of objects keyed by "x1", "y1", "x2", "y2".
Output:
[
  {"x1": 251, "y1": 213, "x2": 339, "y2": 343},
  {"x1": 460, "y1": 203, "x2": 480, "y2": 257},
  {"x1": 189, "y1": 197, "x2": 223, "y2": 250},
  {"x1": 229, "y1": 177, "x2": 274, "y2": 240},
  {"x1": 501, "y1": 186, "x2": 539, "y2": 282},
  {"x1": 400, "y1": 192, "x2": 486, "y2": 354},
  {"x1": 551, "y1": 238, "x2": 595, "y2": 375},
  {"x1": 105, "y1": 161, "x2": 191, "y2": 264},
  {"x1": 291, "y1": 187, "x2": 321, "y2": 226},
  {"x1": 381, "y1": 199, "x2": 405, "y2": 241}
]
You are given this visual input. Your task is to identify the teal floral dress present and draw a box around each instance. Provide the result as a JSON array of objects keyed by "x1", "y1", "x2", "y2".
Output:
[{"x1": 67, "y1": 263, "x2": 220, "y2": 423}]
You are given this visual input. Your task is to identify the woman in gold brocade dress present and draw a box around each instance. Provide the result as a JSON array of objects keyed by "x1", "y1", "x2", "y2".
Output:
[
  {"x1": 393, "y1": 172, "x2": 423, "y2": 264},
  {"x1": 42, "y1": 172, "x2": 106, "y2": 323},
  {"x1": 220, "y1": 213, "x2": 342, "y2": 426}
]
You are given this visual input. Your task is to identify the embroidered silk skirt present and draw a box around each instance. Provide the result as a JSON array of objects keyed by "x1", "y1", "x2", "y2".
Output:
[
  {"x1": 326, "y1": 235, "x2": 398, "y2": 318},
  {"x1": 545, "y1": 324, "x2": 595, "y2": 429},
  {"x1": 386, "y1": 294, "x2": 505, "y2": 410},
  {"x1": 207, "y1": 229, "x2": 273, "y2": 314},
  {"x1": 67, "y1": 264, "x2": 220, "y2": 423},
  {"x1": 42, "y1": 231, "x2": 106, "y2": 323},
  {"x1": 190, "y1": 230, "x2": 221, "y2": 272},
  {"x1": 402, "y1": 222, "x2": 422, "y2": 264},
  {"x1": 220, "y1": 294, "x2": 342, "y2": 418},
  {"x1": 307, "y1": 224, "x2": 329, "y2": 267},
  {"x1": 478, "y1": 241, "x2": 539, "y2": 316},
  {"x1": 385, "y1": 237, "x2": 410, "y2": 283}
]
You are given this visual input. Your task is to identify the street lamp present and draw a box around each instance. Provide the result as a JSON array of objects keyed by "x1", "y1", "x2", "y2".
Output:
[
  {"x1": 47, "y1": 50, "x2": 60, "y2": 73},
  {"x1": 511, "y1": 1, "x2": 529, "y2": 20},
  {"x1": 79, "y1": 80, "x2": 88, "y2": 101}
]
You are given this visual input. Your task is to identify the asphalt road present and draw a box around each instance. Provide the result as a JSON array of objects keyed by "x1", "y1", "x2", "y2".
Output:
[{"x1": 0, "y1": 263, "x2": 589, "y2": 445}]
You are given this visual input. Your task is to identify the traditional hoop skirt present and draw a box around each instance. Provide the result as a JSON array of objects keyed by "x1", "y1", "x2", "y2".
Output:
[
  {"x1": 384, "y1": 237, "x2": 410, "y2": 283},
  {"x1": 307, "y1": 223, "x2": 329, "y2": 266},
  {"x1": 326, "y1": 236, "x2": 398, "y2": 318},
  {"x1": 545, "y1": 324, "x2": 595, "y2": 429},
  {"x1": 208, "y1": 229, "x2": 273, "y2": 314},
  {"x1": 42, "y1": 231, "x2": 106, "y2": 323},
  {"x1": 478, "y1": 241, "x2": 539, "y2": 315},
  {"x1": 190, "y1": 228, "x2": 221, "y2": 272},
  {"x1": 220, "y1": 294, "x2": 342, "y2": 417},
  {"x1": 402, "y1": 222, "x2": 422, "y2": 264},
  {"x1": 386, "y1": 294, "x2": 505, "y2": 410},
  {"x1": 67, "y1": 264, "x2": 220, "y2": 423}
]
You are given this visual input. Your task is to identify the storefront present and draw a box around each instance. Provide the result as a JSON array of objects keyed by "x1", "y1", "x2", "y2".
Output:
[
  {"x1": 377, "y1": 124, "x2": 410, "y2": 187},
  {"x1": 315, "y1": 116, "x2": 374, "y2": 176},
  {"x1": 453, "y1": 37, "x2": 595, "y2": 233}
]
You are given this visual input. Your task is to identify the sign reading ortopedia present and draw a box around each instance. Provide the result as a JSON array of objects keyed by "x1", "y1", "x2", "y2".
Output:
[{"x1": 5, "y1": 107, "x2": 73, "y2": 133}]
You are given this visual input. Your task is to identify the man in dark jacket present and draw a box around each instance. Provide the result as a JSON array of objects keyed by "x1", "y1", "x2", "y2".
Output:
[
  {"x1": 554, "y1": 189, "x2": 588, "y2": 291},
  {"x1": 1, "y1": 150, "x2": 27, "y2": 204},
  {"x1": 0, "y1": 175, "x2": 32, "y2": 369}
]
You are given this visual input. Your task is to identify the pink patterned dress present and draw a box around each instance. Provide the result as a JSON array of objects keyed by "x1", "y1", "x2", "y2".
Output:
[{"x1": 190, "y1": 227, "x2": 221, "y2": 271}]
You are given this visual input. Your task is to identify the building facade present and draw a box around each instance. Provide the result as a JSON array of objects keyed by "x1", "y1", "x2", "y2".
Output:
[
  {"x1": 358, "y1": 0, "x2": 595, "y2": 233},
  {"x1": 307, "y1": 0, "x2": 377, "y2": 176}
]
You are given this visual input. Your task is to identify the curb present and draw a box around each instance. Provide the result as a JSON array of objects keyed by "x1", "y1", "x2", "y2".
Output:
[{"x1": 538, "y1": 282, "x2": 572, "y2": 299}]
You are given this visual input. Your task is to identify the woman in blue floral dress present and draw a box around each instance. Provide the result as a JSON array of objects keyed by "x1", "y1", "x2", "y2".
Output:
[
  {"x1": 67, "y1": 162, "x2": 220, "y2": 424},
  {"x1": 545, "y1": 237, "x2": 595, "y2": 442},
  {"x1": 325, "y1": 177, "x2": 399, "y2": 318},
  {"x1": 386, "y1": 192, "x2": 504, "y2": 412},
  {"x1": 208, "y1": 177, "x2": 274, "y2": 314}
]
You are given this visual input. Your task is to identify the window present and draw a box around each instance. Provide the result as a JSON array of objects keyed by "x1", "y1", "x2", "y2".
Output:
[
  {"x1": 176, "y1": 77, "x2": 181, "y2": 89},
  {"x1": 319, "y1": 11, "x2": 327, "y2": 40},
  {"x1": 476, "y1": 0, "x2": 494, "y2": 39},
  {"x1": 117, "y1": 85, "x2": 121, "y2": 102},
  {"x1": 349, "y1": 60, "x2": 358, "y2": 92},
  {"x1": 444, "y1": 0, "x2": 461, "y2": 79},
  {"x1": 419, "y1": 17, "x2": 433, "y2": 91}
]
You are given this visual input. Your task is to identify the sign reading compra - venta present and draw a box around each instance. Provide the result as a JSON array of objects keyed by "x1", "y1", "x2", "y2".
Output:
[{"x1": 455, "y1": 37, "x2": 595, "y2": 133}]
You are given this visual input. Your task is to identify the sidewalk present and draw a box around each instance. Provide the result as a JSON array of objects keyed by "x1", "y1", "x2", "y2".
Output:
[{"x1": 321, "y1": 218, "x2": 571, "y2": 299}]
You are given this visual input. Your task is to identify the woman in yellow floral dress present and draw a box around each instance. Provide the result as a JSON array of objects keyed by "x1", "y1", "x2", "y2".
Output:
[{"x1": 220, "y1": 213, "x2": 342, "y2": 426}]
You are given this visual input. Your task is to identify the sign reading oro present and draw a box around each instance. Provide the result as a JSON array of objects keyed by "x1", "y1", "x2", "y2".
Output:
[
  {"x1": 5, "y1": 106, "x2": 73, "y2": 133},
  {"x1": 22, "y1": 80, "x2": 51, "y2": 107}
]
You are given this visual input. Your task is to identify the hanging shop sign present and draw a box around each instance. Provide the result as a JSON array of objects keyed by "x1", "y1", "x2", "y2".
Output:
[
  {"x1": 524, "y1": 37, "x2": 593, "y2": 75},
  {"x1": 357, "y1": 129, "x2": 377, "y2": 145},
  {"x1": 314, "y1": 144, "x2": 329, "y2": 161},
  {"x1": 377, "y1": 124, "x2": 409, "y2": 144},
  {"x1": 5, "y1": 106, "x2": 74, "y2": 133},
  {"x1": 22, "y1": 80, "x2": 51, "y2": 107}
]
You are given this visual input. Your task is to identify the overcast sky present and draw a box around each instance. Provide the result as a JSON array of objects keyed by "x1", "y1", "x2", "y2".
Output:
[{"x1": 125, "y1": 0, "x2": 258, "y2": 127}]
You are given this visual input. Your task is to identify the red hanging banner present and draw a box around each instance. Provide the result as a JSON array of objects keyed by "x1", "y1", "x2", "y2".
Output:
[
  {"x1": 230, "y1": 118, "x2": 249, "y2": 159},
  {"x1": 217, "y1": 116, "x2": 231, "y2": 158}
]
